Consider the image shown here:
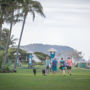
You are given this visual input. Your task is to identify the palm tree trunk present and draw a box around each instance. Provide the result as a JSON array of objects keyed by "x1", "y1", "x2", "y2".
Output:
[
  {"x1": 0, "y1": 14, "x2": 3, "y2": 45},
  {"x1": 14, "y1": 12, "x2": 27, "y2": 70},
  {"x1": 3, "y1": 12, "x2": 13, "y2": 65},
  {"x1": 0, "y1": 24, "x2": 2, "y2": 45}
]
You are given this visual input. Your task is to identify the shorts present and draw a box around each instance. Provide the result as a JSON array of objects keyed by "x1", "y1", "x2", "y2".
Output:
[
  {"x1": 60, "y1": 66, "x2": 65, "y2": 70},
  {"x1": 46, "y1": 66, "x2": 49, "y2": 69},
  {"x1": 67, "y1": 66, "x2": 71, "y2": 70},
  {"x1": 52, "y1": 66, "x2": 57, "y2": 71}
]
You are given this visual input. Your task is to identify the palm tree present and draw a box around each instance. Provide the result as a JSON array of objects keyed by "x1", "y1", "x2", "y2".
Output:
[
  {"x1": 0, "y1": 13, "x2": 3, "y2": 45},
  {"x1": 0, "y1": 0, "x2": 24, "y2": 68},
  {"x1": 0, "y1": 0, "x2": 13, "y2": 45},
  {"x1": 0, "y1": 1, "x2": 7, "y2": 45},
  {"x1": 0, "y1": 1, "x2": 14, "y2": 66},
  {"x1": 14, "y1": 0, "x2": 45, "y2": 70},
  {"x1": 0, "y1": 0, "x2": 23, "y2": 45},
  {"x1": 2, "y1": 0, "x2": 23, "y2": 65},
  {"x1": 1, "y1": 28, "x2": 17, "y2": 48},
  {"x1": 3, "y1": 12, "x2": 14, "y2": 65}
]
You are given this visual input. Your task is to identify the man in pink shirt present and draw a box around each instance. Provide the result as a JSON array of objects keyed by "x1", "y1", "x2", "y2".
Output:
[{"x1": 67, "y1": 57, "x2": 72, "y2": 76}]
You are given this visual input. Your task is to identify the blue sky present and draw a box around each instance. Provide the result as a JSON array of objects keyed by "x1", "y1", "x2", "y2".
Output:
[{"x1": 4, "y1": 0, "x2": 90, "y2": 60}]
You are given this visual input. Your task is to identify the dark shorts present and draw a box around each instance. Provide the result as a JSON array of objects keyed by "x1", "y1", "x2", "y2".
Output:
[
  {"x1": 59, "y1": 66, "x2": 65, "y2": 70},
  {"x1": 67, "y1": 66, "x2": 71, "y2": 70},
  {"x1": 46, "y1": 66, "x2": 49, "y2": 69}
]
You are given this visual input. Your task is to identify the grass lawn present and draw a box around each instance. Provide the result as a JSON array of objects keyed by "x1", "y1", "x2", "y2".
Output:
[{"x1": 0, "y1": 67, "x2": 90, "y2": 90}]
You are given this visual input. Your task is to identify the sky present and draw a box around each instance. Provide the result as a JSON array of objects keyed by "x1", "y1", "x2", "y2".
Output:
[{"x1": 4, "y1": 0, "x2": 90, "y2": 60}]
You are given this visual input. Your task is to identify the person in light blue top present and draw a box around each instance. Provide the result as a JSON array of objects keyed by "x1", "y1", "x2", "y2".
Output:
[{"x1": 46, "y1": 56, "x2": 50, "y2": 75}]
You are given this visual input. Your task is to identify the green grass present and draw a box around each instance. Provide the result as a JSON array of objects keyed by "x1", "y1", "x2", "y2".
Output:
[{"x1": 0, "y1": 67, "x2": 90, "y2": 90}]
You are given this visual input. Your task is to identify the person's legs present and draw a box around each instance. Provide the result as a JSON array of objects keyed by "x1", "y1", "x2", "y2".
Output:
[
  {"x1": 46, "y1": 66, "x2": 49, "y2": 75},
  {"x1": 60, "y1": 69, "x2": 62, "y2": 74},
  {"x1": 48, "y1": 68, "x2": 50, "y2": 74},
  {"x1": 52, "y1": 67, "x2": 54, "y2": 74},
  {"x1": 67, "y1": 66, "x2": 72, "y2": 76},
  {"x1": 52, "y1": 71, "x2": 55, "y2": 74},
  {"x1": 46, "y1": 68, "x2": 47, "y2": 75},
  {"x1": 63, "y1": 70, "x2": 65, "y2": 75},
  {"x1": 69, "y1": 70, "x2": 71, "y2": 75},
  {"x1": 69, "y1": 67, "x2": 72, "y2": 76},
  {"x1": 54, "y1": 66, "x2": 57, "y2": 74},
  {"x1": 54, "y1": 71, "x2": 56, "y2": 74},
  {"x1": 68, "y1": 70, "x2": 71, "y2": 75},
  {"x1": 52, "y1": 67, "x2": 57, "y2": 75},
  {"x1": 47, "y1": 68, "x2": 50, "y2": 74},
  {"x1": 50, "y1": 64, "x2": 52, "y2": 72},
  {"x1": 67, "y1": 66, "x2": 70, "y2": 75},
  {"x1": 62, "y1": 67, "x2": 65, "y2": 75},
  {"x1": 19, "y1": 61, "x2": 21, "y2": 67},
  {"x1": 60, "y1": 67, "x2": 62, "y2": 74}
]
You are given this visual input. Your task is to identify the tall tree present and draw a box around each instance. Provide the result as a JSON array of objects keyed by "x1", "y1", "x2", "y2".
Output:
[
  {"x1": 0, "y1": 0, "x2": 13, "y2": 44},
  {"x1": 2, "y1": 0, "x2": 23, "y2": 65},
  {"x1": 0, "y1": 0, "x2": 24, "y2": 45},
  {"x1": 3, "y1": 12, "x2": 14, "y2": 65},
  {"x1": 1, "y1": 28, "x2": 17, "y2": 48},
  {"x1": 0, "y1": 1, "x2": 7, "y2": 45},
  {"x1": 14, "y1": 0, "x2": 45, "y2": 70},
  {"x1": 0, "y1": 13, "x2": 3, "y2": 45}
]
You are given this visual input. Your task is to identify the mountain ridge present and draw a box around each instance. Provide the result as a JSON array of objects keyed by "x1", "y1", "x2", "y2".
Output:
[{"x1": 20, "y1": 43, "x2": 75, "y2": 57}]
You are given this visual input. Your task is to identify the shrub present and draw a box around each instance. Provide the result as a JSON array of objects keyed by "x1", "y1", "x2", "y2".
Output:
[{"x1": 0, "y1": 50, "x2": 4, "y2": 68}]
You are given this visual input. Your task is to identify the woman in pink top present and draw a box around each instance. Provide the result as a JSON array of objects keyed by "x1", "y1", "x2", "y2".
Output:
[{"x1": 67, "y1": 57, "x2": 72, "y2": 76}]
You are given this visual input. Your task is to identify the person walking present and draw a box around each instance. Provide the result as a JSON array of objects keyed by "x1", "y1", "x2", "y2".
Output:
[
  {"x1": 67, "y1": 57, "x2": 72, "y2": 76},
  {"x1": 59, "y1": 58, "x2": 65, "y2": 75},
  {"x1": 52, "y1": 57, "x2": 58, "y2": 74},
  {"x1": 46, "y1": 56, "x2": 50, "y2": 75}
]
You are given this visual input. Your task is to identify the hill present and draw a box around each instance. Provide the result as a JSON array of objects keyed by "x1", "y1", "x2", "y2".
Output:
[
  {"x1": 21, "y1": 43, "x2": 74, "y2": 55},
  {"x1": 20, "y1": 44, "x2": 82, "y2": 61}
]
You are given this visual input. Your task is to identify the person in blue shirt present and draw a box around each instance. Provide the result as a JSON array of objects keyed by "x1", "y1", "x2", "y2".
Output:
[
  {"x1": 59, "y1": 58, "x2": 65, "y2": 75},
  {"x1": 46, "y1": 56, "x2": 50, "y2": 75},
  {"x1": 52, "y1": 57, "x2": 58, "y2": 74}
]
